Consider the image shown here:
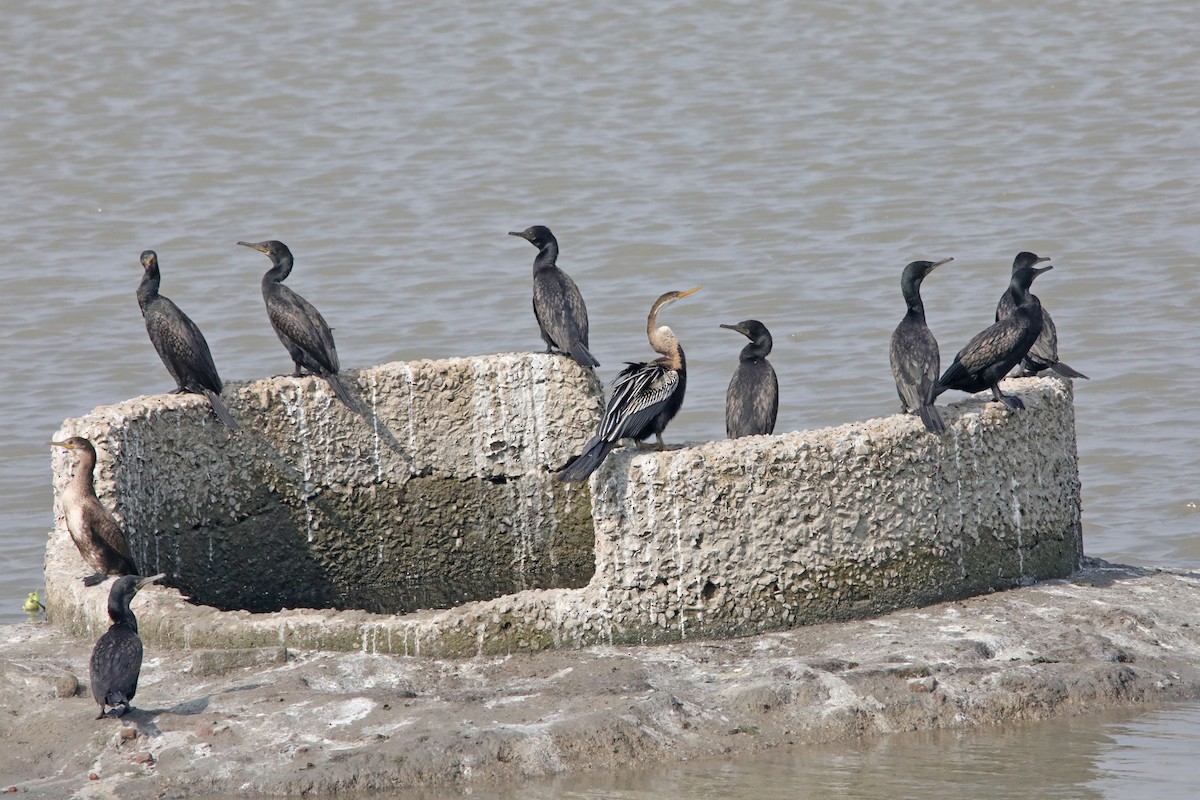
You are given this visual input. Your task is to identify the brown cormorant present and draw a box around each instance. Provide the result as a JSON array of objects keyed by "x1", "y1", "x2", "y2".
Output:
[
  {"x1": 720, "y1": 320, "x2": 778, "y2": 438},
  {"x1": 508, "y1": 226, "x2": 599, "y2": 369},
  {"x1": 933, "y1": 262, "x2": 1052, "y2": 410},
  {"x1": 889, "y1": 257, "x2": 953, "y2": 435},
  {"x1": 89, "y1": 573, "x2": 164, "y2": 719},
  {"x1": 995, "y1": 251, "x2": 1088, "y2": 379},
  {"x1": 50, "y1": 437, "x2": 138, "y2": 586},
  {"x1": 137, "y1": 250, "x2": 238, "y2": 430},
  {"x1": 557, "y1": 288, "x2": 700, "y2": 483},
  {"x1": 237, "y1": 240, "x2": 360, "y2": 412}
]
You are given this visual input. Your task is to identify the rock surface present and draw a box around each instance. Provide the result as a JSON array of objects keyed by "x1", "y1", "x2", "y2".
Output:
[{"x1": 4, "y1": 560, "x2": 1200, "y2": 798}]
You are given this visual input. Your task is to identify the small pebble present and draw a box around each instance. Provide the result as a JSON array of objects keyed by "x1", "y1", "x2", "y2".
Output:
[
  {"x1": 88, "y1": 773, "x2": 99, "y2": 781},
  {"x1": 908, "y1": 676, "x2": 938, "y2": 693},
  {"x1": 130, "y1": 752, "x2": 153, "y2": 765}
]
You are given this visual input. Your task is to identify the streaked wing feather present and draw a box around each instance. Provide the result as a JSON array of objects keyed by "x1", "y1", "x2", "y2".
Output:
[{"x1": 599, "y1": 362, "x2": 679, "y2": 442}]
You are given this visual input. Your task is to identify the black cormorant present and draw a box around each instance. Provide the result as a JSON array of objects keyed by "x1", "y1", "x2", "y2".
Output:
[
  {"x1": 933, "y1": 262, "x2": 1053, "y2": 410},
  {"x1": 557, "y1": 288, "x2": 700, "y2": 483},
  {"x1": 137, "y1": 250, "x2": 238, "y2": 430},
  {"x1": 509, "y1": 226, "x2": 599, "y2": 369},
  {"x1": 995, "y1": 251, "x2": 1088, "y2": 380},
  {"x1": 50, "y1": 437, "x2": 138, "y2": 587},
  {"x1": 89, "y1": 573, "x2": 164, "y2": 719},
  {"x1": 237, "y1": 240, "x2": 360, "y2": 412},
  {"x1": 720, "y1": 320, "x2": 778, "y2": 438},
  {"x1": 889, "y1": 257, "x2": 953, "y2": 435}
]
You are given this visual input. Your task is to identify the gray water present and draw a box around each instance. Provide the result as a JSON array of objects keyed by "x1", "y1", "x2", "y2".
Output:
[
  {"x1": 410, "y1": 700, "x2": 1200, "y2": 800},
  {"x1": 1, "y1": 0, "x2": 1197, "y2": 794}
]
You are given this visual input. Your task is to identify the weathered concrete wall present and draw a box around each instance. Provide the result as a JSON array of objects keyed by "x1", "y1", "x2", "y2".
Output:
[
  {"x1": 47, "y1": 353, "x2": 601, "y2": 624},
  {"x1": 45, "y1": 355, "x2": 1082, "y2": 657}
]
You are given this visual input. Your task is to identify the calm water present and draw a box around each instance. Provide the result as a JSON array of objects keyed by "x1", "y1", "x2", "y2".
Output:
[
  {"x1": 408, "y1": 701, "x2": 1200, "y2": 800},
  {"x1": 2, "y1": 0, "x2": 1198, "y2": 793}
]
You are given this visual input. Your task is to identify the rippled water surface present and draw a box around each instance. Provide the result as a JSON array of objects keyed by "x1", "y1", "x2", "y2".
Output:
[
  {"x1": 408, "y1": 700, "x2": 1200, "y2": 800},
  {"x1": 2, "y1": 0, "x2": 1198, "y2": 791}
]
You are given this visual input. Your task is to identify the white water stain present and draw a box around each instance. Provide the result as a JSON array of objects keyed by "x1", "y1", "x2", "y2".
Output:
[{"x1": 323, "y1": 696, "x2": 377, "y2": 728}]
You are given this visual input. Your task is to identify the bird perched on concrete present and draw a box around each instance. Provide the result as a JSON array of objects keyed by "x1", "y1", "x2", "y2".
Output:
[
  {"x1": 720, "y1": 319, "x2": 778, "y2": 438},
  {"x1": 995, "y1": 251, "x2": 1088, "y2": 380},
  {"x1": 237, "y1": 240, "x2": 360, "y2": 412},
  {"x1": 889, "y1": 258, "x2": 953, "y2": 435},
  {"x1": 50, "y1": 437, "x2": 138, "y2": 586},
  {"x1": 89, "y1": 573, "x2": 164, "y2": 720},
  {"x1": 136, "y1": 250, "x2": 238, "y2": 430},
  {"x1": 933, "y1": 261, "x2": 1053, "y2": 410},
  {"x1": 508, "y1": 226, "x2": 599, "y2": 369},
  {"x1": 558, "y1": 288, "x2": 700, "y2": 483}
]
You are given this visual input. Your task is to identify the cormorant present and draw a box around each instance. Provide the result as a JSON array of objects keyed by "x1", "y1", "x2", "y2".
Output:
[
  {"x1": 89, "y1": 573, "x2": 164, "y2": 720},
  {"x1": 995, "y1": 251, "x2": 1088, "y2": 380},
  {"x1": 557, "y1": 288, "x2": 701, "y2": 483},
  {"x1": 889, "y1": 257, "x2": 953, "y2": 435},
  {"x1": 508, "y1": 226, "x2": 599, "y2": 369},
  {"x1": 50, "y1": 437, "x2": 138, "y2": 587},
  {"x1": 137, "y1": 250, "x2": 238, "y2": 430},
  {"x1": 720, "y1": 319, "x2": 778, "y2": 438},
  {"x1": 237, "y1": 240, "x2": 360, "y2": 412},
  {"x1": 933, "y1": 262, "x2": 1053, "y2": 410}
]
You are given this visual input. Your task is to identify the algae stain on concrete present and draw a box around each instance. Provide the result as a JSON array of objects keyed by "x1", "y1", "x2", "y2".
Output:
[{"x1": 163, "y1": 467, "x2": 595, "y2": 616}]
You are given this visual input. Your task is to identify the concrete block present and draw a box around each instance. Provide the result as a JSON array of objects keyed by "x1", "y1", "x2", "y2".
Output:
[{"x1": 44, "y1": 353, "x2": 1082, "y2": 657}]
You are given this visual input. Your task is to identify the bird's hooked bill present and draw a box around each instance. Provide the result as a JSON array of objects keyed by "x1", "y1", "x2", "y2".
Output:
[{"x1": 136, "y1": 573, "x2": 166, "y2": 589}]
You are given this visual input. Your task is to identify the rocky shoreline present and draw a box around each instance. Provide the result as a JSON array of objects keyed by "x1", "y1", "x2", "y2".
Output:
[{"x1": 3, "y1": 559, "x2": 1198, "y2": 798}]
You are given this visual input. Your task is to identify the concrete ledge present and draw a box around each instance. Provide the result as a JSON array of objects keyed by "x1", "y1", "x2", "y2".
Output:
[{"x1": 46, "y1": 353, "x2": 1082, "y2": 657}]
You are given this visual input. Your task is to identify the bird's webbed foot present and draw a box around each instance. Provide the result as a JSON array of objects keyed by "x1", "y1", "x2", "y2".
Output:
[
  {"x1": 82, "y1": 572, "x2": 107, "y2": 587},
  {"x1": 169, "y1": 387, "x2": 189, "y2": 395},
  {"x1": 992, "y1": 387, "x2": 1025, "y2": 410}
]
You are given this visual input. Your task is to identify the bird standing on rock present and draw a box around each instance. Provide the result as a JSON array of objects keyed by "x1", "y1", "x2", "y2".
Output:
[
  {"x1": 238, "y1": 240, "x2": 361, "y2": 412},
  {"x1": 136, "y1": 250, "x2": 238, "y2": 430},
  {"x1": 934, "y1": 261, "x2": 1053, "y2": 410},
  {"x1": 720, "y1": 319, "x2": 778, "y2": 439},
  {"x1": 995, "y1": 251, "x2": 1088, "y2": 380},
  {"x1": 50, "y1": 436, "x2": 138, "y2": 586},
  {"x1": 558, "y1": 288, "x2": 700, "y2": 483},
  {"x1": 90, "y1": 573, "x2": 164, "y2": 720},
  {"x1": 508, "y1": 226, "x2": 599, "y2": 369},
  {"x1": 889, "y1": 257, "x2": 953, "y2": 435}
]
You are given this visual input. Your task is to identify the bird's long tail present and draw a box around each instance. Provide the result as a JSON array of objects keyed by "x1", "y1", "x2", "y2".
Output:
[
  {"x1": 570, "y1": 343, "x2": 600, "y2": 369},
  {"x1": 918, "y1": 403, "x2": 947, "y2": 435},
  {"x1": 556, "y1": 437, "x2": 615, "y2": 483},
  {"x1": 325, "y1": 373, "x2": 363, "y2": 414},
  {"x1": 203, "y1": 389, "x2": 240, "y2": 430},
  {"x1": 1050, "y1": 361, "x2": 1089, "y2": 380}
]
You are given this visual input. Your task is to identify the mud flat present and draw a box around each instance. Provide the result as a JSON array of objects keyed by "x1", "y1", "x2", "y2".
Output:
[{"x1": 4, "y1": 560, "x2": 1200, "y2": 797}]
